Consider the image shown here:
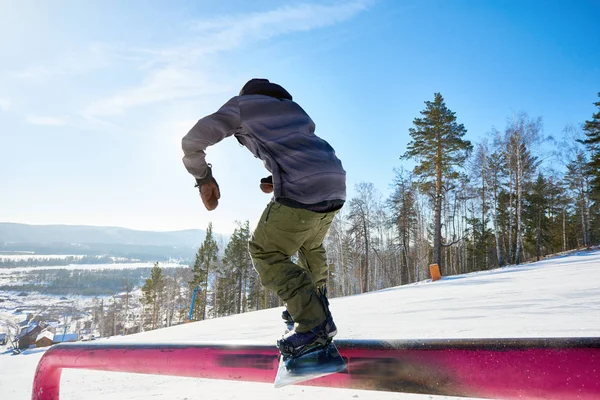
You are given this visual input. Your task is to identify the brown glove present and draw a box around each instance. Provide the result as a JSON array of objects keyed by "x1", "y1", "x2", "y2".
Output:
[
  {"x1": 260, "y1": 176, "x2": 273, "y2": 194},
  {"x1": 200, "y1": 178, "x2": 220, "y2": 210},
  {"x1": 195, "y1": 167, "x2": 220, "y2": 211}
]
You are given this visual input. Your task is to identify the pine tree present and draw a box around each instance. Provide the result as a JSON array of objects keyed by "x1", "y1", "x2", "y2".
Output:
[
  {"x1": 581, "y1": 93, "x2": 600, "y2": 195},
  {"x1": 389, "y1": 168, "x2": 418, "y2": 284},
  {"x1": 141, "y1": 262, "x2": 164, "y2": 330},
  {"x1": 220, "y1": 221, "x2": 252, "y2": 315},
  {"x1": 188, "y1": 248, "x2": 205, "y2": 321},
  {"x1": 187, "y1": 224, "x2": 219, "y2": 321},
  {"x1": 213, "y1": 267, "x2": 236, "y2": 317},
  {"x1": 564, "y1": 152, "x2": 592, "y2": 247},
  {"x1": 558, "y1": 124, "x2": 592, "y2": 248},
  {"x1": 401, "y1": 93, "x2": 472, "y2": 274},
  {"x1": 543, "y1": 172, "x2": 569, "y2": 254},
  {"x1": 524, "y1": 174, "x2": 551, "y2": 261}
]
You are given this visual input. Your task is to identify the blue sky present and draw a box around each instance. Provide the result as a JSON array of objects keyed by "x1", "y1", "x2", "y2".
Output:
[{"x1": 1, "y1": 0, "x2": 598, "y2": 234}]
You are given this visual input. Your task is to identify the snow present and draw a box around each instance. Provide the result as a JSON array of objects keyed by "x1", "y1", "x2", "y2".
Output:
[
  {"x1": 0, "y1": 261, "x2": 183, "y2": 274},
  {"x1": 0, "y1": 254, "x2": 137, "y2": 263},
  {"x1": 35, "y1": 330, "x2": 54, "y2": 343},
  {"x1": 0, "y1": 255, "x2": 85, "y2": 262},
  {"x1": 1, "y1": 249, "x2": 600, "y2": 399},
  {"x1": 0, "y1": 292, "x2": 99, "y2": 322},
  {"x1": 53, "y1": 333, "x2": 79, "y2": 343}
]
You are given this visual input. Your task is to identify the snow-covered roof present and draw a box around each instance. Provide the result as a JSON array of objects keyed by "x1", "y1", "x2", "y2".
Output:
[
  {"x1": 53, "y1": 333, "x2": 78, "y2": 343},
  {"x1": 0, "y1": 333, "x2": 7, "y2": 339},
  {"x1": 35, "y1": 331, "x2": 54, "y2": 342},
  {"x1": 18, "y1": 322, "x2": 39, "y2": 337}
]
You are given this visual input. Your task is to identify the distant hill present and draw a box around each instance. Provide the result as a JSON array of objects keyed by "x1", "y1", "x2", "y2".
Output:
[
  {"x1": 0, "y1": 223, "x2": 218, "y2": 261},
  {"x1": 0, "y1": 223, "x2": 207, "y2": 247}
]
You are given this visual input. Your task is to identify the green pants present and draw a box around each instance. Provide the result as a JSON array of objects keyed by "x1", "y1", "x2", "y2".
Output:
[{"x1": 249, "y1": 201, "x2": 338, "y2": 332}]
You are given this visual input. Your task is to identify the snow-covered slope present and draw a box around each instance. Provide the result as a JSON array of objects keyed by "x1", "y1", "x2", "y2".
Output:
[{"x1": 2, "y1": 249, "x2": 600, "y2": 400}]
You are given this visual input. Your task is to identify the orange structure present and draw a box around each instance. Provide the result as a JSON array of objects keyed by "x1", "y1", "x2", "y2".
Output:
[{"x1": 429, "y1": 264, "x2": 442, "y2": 281}]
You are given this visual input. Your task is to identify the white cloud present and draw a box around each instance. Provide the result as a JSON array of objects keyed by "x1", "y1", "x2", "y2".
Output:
[
  {"x1": 26, "y1": 115, "x2": 69, "y2": 126},
  {"x1": 13, "y1": 65, "x2": 54, "y2": 80},
  {"x1": 83, "y1": 1, "x2": 372, "y2": 118},
  {"x1": 83, "y1": 67, "x2": 232, "y2": 117},
  {"x1": 191, "y1": 1, "x2": 372, "y2": 45},
  {"x1": 12, "y1": 43, "x2": 125, "y2": 81},
  {"x1": 0, "y1": 97, "x2": 10, "y2": 112}
]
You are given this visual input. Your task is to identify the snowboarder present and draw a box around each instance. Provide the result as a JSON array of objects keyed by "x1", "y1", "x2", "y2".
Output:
[{"x1": 181, "y1": 78, "x2": 346, "y2": 358}]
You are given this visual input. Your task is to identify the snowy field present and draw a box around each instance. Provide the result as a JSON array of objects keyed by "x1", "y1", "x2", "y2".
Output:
[
  {"x1": 0, "y1": 254, "x2": 135, "y2": 264},
  {"x1": 1, "y1": 249, "x2": 599, "y2": 400},
  {"x1": 0, "y1": 254, "x2": 85, "y2": 262},
  {"x1": 0, "y1": 261, "x2": 184, "y2": 274},
  {"x1": 0, "y1": 292, "x2": 112, "y2": 325}
]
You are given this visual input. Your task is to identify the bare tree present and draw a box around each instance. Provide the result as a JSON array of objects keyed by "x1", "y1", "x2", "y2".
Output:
[
  {"x1": 324, "y1": 210, "x2": 351, "y2": 297},
  {"x1": 499, "y1": 113, "x2": 542, "y2": 264},
  {"x1": 348, "y1": 182, "x2": 378, "y2": 293},
  {"x1": 482, "y1": 130, "x2": 507, "y2": 267}
]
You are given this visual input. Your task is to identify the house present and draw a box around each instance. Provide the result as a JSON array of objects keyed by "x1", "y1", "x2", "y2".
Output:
[
  {"x1": 35, "y1": 331, "x2": 54, "y2": 348},
  {"x1": 53, "y1": 333, "x2": 79, "y2": 344},
  {"x1": 0, "y1": 333, "x2": 7, "y2": 345},
  {"x1": 16, "y1": 322, "x2": 45, "y2": 349}
]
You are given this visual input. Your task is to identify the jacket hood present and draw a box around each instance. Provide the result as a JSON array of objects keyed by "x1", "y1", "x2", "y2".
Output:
[{"x1": 239, "y1": 78, "x2": 292, "y2": 100}]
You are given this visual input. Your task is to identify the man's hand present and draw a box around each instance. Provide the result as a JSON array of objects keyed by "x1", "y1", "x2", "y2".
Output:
[
  {"x1": 200, "y1": 178, "x2": 220, "y2": 211},
  {"x1": 260, "y1": 176, "x2": 273, "y2": 194}
]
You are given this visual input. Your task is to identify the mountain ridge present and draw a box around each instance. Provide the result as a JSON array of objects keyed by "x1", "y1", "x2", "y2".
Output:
[
  {"x1": 0, "y1": 222, "x2": 207, "y2": 247},
  {"x1": 0, "y1": 222, "x2": 218, "y2": 260}
]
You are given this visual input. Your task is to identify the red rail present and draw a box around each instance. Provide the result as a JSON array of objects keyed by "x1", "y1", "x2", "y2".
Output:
[{"x1": 32, "y1": 338, "x2": 600, "y2": 400}]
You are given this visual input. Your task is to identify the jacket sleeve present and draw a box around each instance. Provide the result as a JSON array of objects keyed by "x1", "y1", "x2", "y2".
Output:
[{"x1": 181, "y1": 97, "x2": 241, "y2": 180}]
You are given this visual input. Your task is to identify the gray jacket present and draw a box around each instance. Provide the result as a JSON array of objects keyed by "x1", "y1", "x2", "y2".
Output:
[{"x1": 182, "y1": 94, "x2": 346, "y2": 209}]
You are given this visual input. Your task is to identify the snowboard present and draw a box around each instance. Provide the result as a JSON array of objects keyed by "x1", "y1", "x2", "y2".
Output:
[{"x1": 274, "y1": 340, "x2": 347, "y2": 388}]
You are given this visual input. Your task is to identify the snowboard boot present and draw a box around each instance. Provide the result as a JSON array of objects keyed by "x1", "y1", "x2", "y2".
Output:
[
  {"x1": 317, "y1": 285, "x2": 337, "y2": 338},
  {"x1": 281, "y1": 309, "x2": 295, "y2": 333},
  {"x1": 276, "y1": 313, "x2": 336, "y2": 359},
  {"x1": 277, "y1": 286, "x2": 337, "y2": 359}
]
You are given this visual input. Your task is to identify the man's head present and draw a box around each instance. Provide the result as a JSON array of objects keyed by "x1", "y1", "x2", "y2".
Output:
[{"x1": 239, "y1": 78, "x2": 293, "y2": 100}]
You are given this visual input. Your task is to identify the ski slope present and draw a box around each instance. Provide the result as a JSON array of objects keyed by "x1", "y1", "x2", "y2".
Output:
[{"x1": 2, "y1": 249, "x2": 600, "y2": 400}]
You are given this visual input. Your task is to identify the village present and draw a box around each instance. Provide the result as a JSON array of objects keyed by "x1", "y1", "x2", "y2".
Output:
[
  {"x1": 0, "y1": 290, "x2": 149, "y2": 354},
  {"x1": 0, "y1": 260, "x2": 200, "y2": 356},
  {"x1": 8, "y1": 313, "x2": 86, "y2": 352}
]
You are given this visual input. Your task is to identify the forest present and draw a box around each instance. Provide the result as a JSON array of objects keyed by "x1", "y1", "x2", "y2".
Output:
[{"x1": 0, "y1": 267, "x2": 176, "y2": 296}]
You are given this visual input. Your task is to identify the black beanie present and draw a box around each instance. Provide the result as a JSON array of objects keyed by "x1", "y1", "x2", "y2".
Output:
[{"x1": 239, "y1": 78, "x2": 293, "y2": 100}]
